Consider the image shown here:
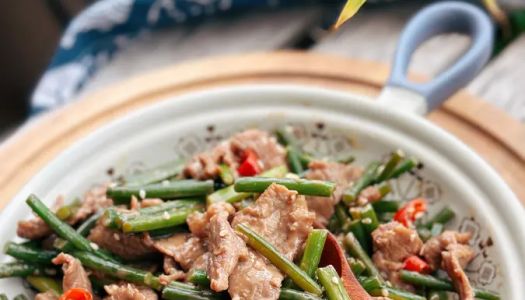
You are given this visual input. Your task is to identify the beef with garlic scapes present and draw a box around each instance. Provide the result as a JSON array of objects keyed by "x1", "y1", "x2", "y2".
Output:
[{"x1": 3, "y1": 128, "x2": 497, "y2": 300}]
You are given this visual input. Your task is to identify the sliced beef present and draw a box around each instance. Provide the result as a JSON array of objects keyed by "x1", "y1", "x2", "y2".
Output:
[
  {"x1": 162, "y1": 256, "x2": 181, "y2": 275},
  {"x1": 184, "y1": 141, "x2": 232, "y2": 180},
  {"x1": 420, "y1": 231, "x2": 475, "y2": 300},
  {"x1": 232, "y1": 183, "x2": 314, "y2": 259},
  {"x1": 305, "y1": 161, "x2": 362, "y2": 226},
  {"x1": 52, "y1": 253, "x2": 92, "y2": 292},
  {"x1": 150, "y1": 233, "x2": 206, "y2": 271},
  {"x1": 18, "y1": 185, "x2": 112, "y2": 240},
  {"x1": 372, "y1": 253, "x2": 409, "y2": 291},
  {"x1": 159, "y1": 256, "x2": 186, "y2": 284},
  {"x1": 442, "y1": 251, "x2": 475, "y2": 300},
  {"x1": 186, "y1": 202, "x2": 235, "y2": 238},
  {"x1": 372, "y1": 222, "x2": 423, "y2": 262},
  {"x1": 17, "y1": 197, "x2": 64, "y2": 239},
  {"x1": 229, "y1": 129, "x2": 286, "y2": 171},
  {"x1": 207, "y1": 206, "x2": 247, "y2": 291},
  {"x1": 17, "y1": 217, "x2": 52, "y2": 240},
  {"x1": 35, "y1": 291, "x2": 59, "y2": 300},
  {"x1": 372, "y1": 222, "x2": 423, "y2": 290},
  {"x1": 88, "y1": 224, "x2": 155, "y2": 260},
  {"x1": 446, "y1": 243, "x2": 475, "y2": 269},
  {"x1": 159, "y1": 272, "x2": 185, "y2": 285},
  {"x1": 228, "y1": 251, "x2": 283, "y2": 300},
  {"x1": 191, "y1": 252, "x2": 209, "y2": 274},
  {"x1": 140, "y1": 199, "x2": 164, "y2": 208},
  {"x1": 357, "y1": 186, "x2": 382, "y2": 206},
  {"x1": 229, "y1": 183, "x2": 315, "y2": 300},
  {"x1": 183, "y1": 129, "x2": 285, "y2": 180},
  {"x1": 104, "y1": 282, "x2": 158, "y2": 300},
  {"x1": 130, "y1": 196, "x2": 141, "y2": 211},
  {"x1": 420, "y1": 231, "x2": 473, "y2": 270},
  {"x1": 72, "y1": 184, "x2": 112, "y2": 223}
]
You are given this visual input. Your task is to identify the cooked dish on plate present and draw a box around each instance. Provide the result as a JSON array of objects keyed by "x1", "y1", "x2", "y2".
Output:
[{"x1": 1, "y1": 128, "x2": 499, "y2": 300}]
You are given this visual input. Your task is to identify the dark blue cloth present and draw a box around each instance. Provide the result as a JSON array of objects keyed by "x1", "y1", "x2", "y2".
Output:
[{"x1": 31, "y1": 0, "x2": 319, "y2": 113}]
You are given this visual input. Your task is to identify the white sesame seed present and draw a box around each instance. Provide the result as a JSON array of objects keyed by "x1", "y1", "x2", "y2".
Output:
[
  {"x1": 331, "y1": 276, "x2": 339, "y2": 284},
  {"x1": 90, "y1": 242, "x2": 99, "y2": 250},
  {"x1": 285, "y1": 173, "x2": 300, "y2": 180},
  {"x1": 139, "y1": 189, "x2": 146, "y2": 199},
  {"x1": 381, "y1": 289, "x2": 389, "y2": 297},
  {"x1": 219, "y1": 230, "x2": 228, "y2": 237},
  {"x1": 163, "y1": 211, "x2": 170, "y2": 220},
  {"x1": 361, "y1": 217, "x2": 372, "y2": 224},
  {"x1": 113, "y1": 233, "x2": 121, "y2": 241}
]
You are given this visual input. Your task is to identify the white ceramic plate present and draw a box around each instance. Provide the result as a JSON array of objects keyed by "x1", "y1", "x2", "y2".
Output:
[{"x1": 1, "y1": 85, "x2": 524, "y2": 298}]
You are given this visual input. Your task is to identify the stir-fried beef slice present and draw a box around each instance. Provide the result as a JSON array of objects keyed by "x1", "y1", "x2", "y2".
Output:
[
  {"x1": 446, "y1": 243, "x2": 475, "y2": 268},
  {"x1": 187, "y1": 202, "x2": 235, "y2": 238},
  {"x1": 207, "y1": 207, "x2": 247, "y2": 292},
  {"x1": 372, "y1": 222, "x2": 423, "y2": 291},
  {"x1": 357, "y1": 186, "x2": 382, "y2": 206},
  {"x1": 151, "y1": 233, "x2": 207, "y2": 271},
  {"x1": 184, "y1": 152, "x2": 219, "y2": 179},
  {"x1": 163, "y1": 256, "x2": 180, "y2": 275},
  {"x1": 228, "y1": 183, "x2": 314, "y2": 300},
  {"x1": 159, "y1": 271, "x2": 186, "y2": 285},
  {"x1": 72, "y1": 184, "x2": 112, "y2": 223},
  {"x1": 183, "y1": 129, "x2": 285, "y2": 180},
  {"x1": 305, "y1": 161, "x2": 362, "y2": 226},
  {"x1": 130, "y1": 196, "x2": 141, "y2": 211},
  {"x1": 372, "y1": 222, "x2": 423, "y2": 262},
  {"x1": 52, "y1": 253, "x2": 92, "y2": 292},
  {"x1": 442, "y1": 251, "x2": 475, "y2": 300},
  {"x1": 232, "y1": 183, "x2": 315, "y2": 259},
  {"x1": 372, "y1": 252, "x2": 411, "y2": 291},
  {"x1": 190, "y1": 252, "x2": 209, "y2": 274},
  {"x1": 18, "y1": 185, "x2": 112, "y2": 240},
  {"x1": 420, "y1": 231, "x2": 473, "y2": 271},
  {"x1": 140, "y1": 198, "x2": 164, "y2": 208},
  {"x1": 229, "y1": 129, "x2": 286, "y2": 171},
  {"x1": 185, "y1": 212, "x2": 208, "y2": 238},
  {"x1": 35, "y1": 291, "x2": 59, "y2": 300},
  {"x1": 159, "y1": 257, "x2": 185, "y2": 285},
  {"x1": 17, "y1": 217, "x2": 52, "y2": 240},
  {"x1": 88, "y1": 224, "x2": 155, "y2": 260},
  {"x1": 104, "y1": 282, "x2": 158, "y2": 300},
  {"x1": 17, "y1": 197, "x2": 65, "y2": 240},
  {"x1": 228, "y1": 251, "x2": 283, "y2": 300}
]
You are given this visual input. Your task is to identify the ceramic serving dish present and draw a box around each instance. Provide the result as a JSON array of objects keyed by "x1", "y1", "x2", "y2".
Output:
[{"x1": 1, "y1": 2, "x2": 523, "y2": 298}]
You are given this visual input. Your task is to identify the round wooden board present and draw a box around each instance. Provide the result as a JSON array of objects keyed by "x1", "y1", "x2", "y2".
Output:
[{"x1": 0, "y1": 51, "x2": 524, "y2": 209}]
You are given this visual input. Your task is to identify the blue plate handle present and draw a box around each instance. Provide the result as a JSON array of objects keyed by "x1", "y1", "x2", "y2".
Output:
[{"x1": 382, "y1": 1, "x2": 494, "y2": 113}]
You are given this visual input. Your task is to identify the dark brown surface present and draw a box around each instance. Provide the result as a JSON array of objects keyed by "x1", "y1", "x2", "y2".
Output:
[
  {"x1": 0, "y1": 1, "x2": 59, "y2": 131},
  {"x1": 0, "y1": 0, "x2": 88, "y2": 135}
]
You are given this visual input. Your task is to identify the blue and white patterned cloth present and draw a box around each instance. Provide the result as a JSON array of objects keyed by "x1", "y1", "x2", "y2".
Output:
[{"x1": 31, "y1": 0, "x2": 324, "y2": 114}]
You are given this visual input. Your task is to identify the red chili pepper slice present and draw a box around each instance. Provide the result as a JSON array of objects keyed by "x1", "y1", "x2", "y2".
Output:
[
  {"x1": 403, "y1": 255, "x2": 431, "y2": 273},
  {"x1": 237, "y1": 149, "x2": 261, "y2": 177},
  {"x1": 59, "y1": 288, "x2": 93, "y2": 300},
  {"x1": 393, "y1": 198, "x2": 427, "y2": 227}
]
